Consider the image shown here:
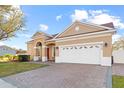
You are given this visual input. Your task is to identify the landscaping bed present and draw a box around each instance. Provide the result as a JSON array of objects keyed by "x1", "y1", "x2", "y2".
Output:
[{"x1": 0, "y1": 62, "x2": 48, "y2": 77}]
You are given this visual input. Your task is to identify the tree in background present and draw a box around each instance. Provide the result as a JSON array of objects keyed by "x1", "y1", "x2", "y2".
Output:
[
  {"x1": 0, "y1": 5, "x2": 25, "y2": 41},
  {"x1": 113, "y1": 36, "x2": 124, "y2": 50}
]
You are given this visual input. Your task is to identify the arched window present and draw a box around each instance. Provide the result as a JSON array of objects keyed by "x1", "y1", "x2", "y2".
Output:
[{"x1": 36, "y1": 42, "x2": 42, "y2": 56}]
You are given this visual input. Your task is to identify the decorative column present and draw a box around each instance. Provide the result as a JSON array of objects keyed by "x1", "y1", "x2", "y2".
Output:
[
  {"x1": 42, "y1": 45, "x2": 47, "y2": 62},
  {"x1": 33, "y1": 46, "x2": 39, "y2": 61}
]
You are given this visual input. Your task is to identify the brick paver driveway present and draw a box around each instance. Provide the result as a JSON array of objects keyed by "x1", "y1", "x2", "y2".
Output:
[
  {"x1": 2, "y1": 63, "x2": 111, "y2": 88},
  {"x1": 112, "y1": 64, "x2": 124, "y2": 76}
]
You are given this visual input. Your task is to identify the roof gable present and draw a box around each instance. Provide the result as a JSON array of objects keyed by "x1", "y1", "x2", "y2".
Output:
[
  {"x1": 32, "y1": 32, "x2": 42, "y2": 38},
  {"x1": 32, "y1": 31, "x2": 53, "y2": 39},
  {"x1": 54, "y1": 21, "x2": 114, "y2": 39}
]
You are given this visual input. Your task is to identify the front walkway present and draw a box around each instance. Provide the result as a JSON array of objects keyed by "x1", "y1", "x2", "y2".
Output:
[
  {"x1": 0, "y1": 79, "x2": 16, "y2": 88},
  {"x1": 2, "y1": 63, "x2": 111, "y2": 88}
]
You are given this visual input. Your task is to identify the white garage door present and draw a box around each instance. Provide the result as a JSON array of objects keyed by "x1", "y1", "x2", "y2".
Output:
[{"x1": 57, "y1": 44, "x2": 102, "y2": 64}]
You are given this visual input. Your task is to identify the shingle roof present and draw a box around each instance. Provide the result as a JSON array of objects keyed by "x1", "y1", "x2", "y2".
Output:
[
  {"x1": 0, "y1": 45, "x2": 18, "y2": 51},
  {"x1": 52, "y1": 33, "x2": 59, "y2": 37},
  {"x1": 29, "y1": 22, "x2": 115, "y2": 41},
  {"x1": 101, "y1": 22, "x2": 114, "y2": 28}
]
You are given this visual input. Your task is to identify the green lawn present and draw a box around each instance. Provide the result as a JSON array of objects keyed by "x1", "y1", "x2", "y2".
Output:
[
  {"x1": 112, "y1": 75, "x2": 124, "y2": 88},
  {"x1": 0, "y1": 62, "x2": 48, "y2": 77}
]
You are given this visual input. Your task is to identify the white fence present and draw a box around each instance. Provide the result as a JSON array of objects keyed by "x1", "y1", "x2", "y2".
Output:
[{"x1": 113, "y1": 50, "x2": 124, "y2": 63}]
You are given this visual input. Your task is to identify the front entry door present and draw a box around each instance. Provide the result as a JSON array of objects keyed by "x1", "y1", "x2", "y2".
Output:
[{"x1": 47, "y1": 48, "x2": 49, "y2": 60}]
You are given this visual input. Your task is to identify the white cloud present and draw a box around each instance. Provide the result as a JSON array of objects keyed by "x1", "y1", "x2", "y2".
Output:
[
  {"x1": 11, "y1": 45, "x2": 20, "y2": 49},
  {"x1": 88, "y1": 10, "x2": 108, "y2": 16},
  {"x1": 56, "y1": 15, "x2": 62, "y2": 21},
  {"x1": 89, "y1": 10, "x2": 103, "y2": 14},
  {"x1": 39, "y1": 24, "x2": 48, "y2": 31},
  {"x1": 70, "y1": 9, "x2": 124, "y2": 29},
  {"x1": 89, "y1": 13, "x2": 124, "y2": 29},
  {"x1": 0, "y1": 42, "x2": 5, "y2": 46},
  {"x1": 112, "y1": 34, "x2": 121, "y2": 43},
  {"x1": 71, "y1": 9, "x2": 88, "y2": 22}
]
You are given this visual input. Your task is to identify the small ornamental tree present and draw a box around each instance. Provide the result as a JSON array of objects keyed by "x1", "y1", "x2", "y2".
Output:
[
  {"x1": 113, "y1": 36, "x2": 124, "y2": 50},
  {"x1": 0, "y1": 5, "x2": 25, "y2": 41}
]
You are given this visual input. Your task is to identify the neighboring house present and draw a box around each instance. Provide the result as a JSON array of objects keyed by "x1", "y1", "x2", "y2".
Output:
[
  {"x1": 0, "y1": 45, "x2": 17, "y2": 56},
  {"x1": 27, "y1": 21, "x2": 116, "y2": 66},
  {"x1": 16, "y1": 49, "x2": 27, "y2": 55}
]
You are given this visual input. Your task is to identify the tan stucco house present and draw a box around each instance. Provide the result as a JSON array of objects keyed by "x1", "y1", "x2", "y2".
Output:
[{"x1": 27, "y1": 21, "x2": 116, "y2": 66}]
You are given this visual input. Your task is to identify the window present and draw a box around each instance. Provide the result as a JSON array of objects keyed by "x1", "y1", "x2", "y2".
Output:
[
  {"x1": 90, "y1": 46, "x2": 93, "y2": 48},
  {"x1": 95, "y1": 46, "x2": 99, "y2": 48},
  {"x1": 66, "y1": 47, "x2": 69, "y2": 50},
  {"x1": 79, "y1": 46, "x2": 82, "y2": 49},
  {"x1": 75, "y1": 46, "x2": 77, "y2": 49}
]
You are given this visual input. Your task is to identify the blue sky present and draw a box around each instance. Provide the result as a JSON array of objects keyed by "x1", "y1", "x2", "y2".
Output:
[{"x1": 0, "y1": 5, "x2": 124, "y2": 50}]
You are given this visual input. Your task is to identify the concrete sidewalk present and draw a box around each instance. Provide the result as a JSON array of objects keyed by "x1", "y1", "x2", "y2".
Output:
[{"x1": 0, "y1": 79, "x2": 16, "y2": 88}]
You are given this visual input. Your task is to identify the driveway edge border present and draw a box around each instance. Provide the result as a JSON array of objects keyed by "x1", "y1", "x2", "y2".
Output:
[{"x1": 106, "y1": 67, "x2": 112, "y2": 88}]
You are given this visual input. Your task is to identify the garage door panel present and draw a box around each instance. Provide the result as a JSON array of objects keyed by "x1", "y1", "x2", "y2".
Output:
[{"x1": 58, "y1": 45, "x2": 101, "y2": 64}]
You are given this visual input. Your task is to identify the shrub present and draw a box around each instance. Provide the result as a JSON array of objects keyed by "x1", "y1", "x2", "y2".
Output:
[
  {"x1": 18, "y1": 55, "x2": 30, "y2": 62},
  {"x1": 0, "y1": 56, "x2": 4, "y2": 62},
  {"x1": 12, "y1": 55, "x2": 18, "y2": 62},
  {"x1": 4, "y1": 54, "x2": 14, "y2": 62},
  {"x1": 0, "y1": 56, "x2": 3, "y2": 60}
]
